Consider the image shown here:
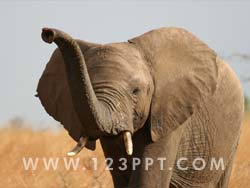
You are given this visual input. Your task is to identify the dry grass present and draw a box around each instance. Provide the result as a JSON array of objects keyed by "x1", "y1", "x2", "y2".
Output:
[
  {"x1": 0, "y1": 114, "x2": 249, "y2": 188},
  {"x1": 0, "y1": 127, "x2": 112, "y2": 188},
  {"x1": 229, "y1": 113, "x2": 250, "y2": 188}
]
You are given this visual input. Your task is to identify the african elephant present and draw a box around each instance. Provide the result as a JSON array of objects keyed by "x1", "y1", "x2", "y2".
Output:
[{"x1": 37, "y1": 27, "x2": 244, "y2": 188}]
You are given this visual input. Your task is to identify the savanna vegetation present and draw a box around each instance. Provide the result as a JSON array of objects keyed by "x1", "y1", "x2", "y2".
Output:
[{"x1": 0, "y1": 112, "x2": 249, "y2": 188}]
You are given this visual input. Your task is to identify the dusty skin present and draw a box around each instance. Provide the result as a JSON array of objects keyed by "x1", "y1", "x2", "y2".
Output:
[{"x1": 36, "y1": 27, "x2": 243, "y2": 187}]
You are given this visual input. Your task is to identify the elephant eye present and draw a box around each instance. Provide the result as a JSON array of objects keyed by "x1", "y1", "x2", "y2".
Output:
[{"x1": 132, "y1": 88, "x2": 140, "y2": 95}]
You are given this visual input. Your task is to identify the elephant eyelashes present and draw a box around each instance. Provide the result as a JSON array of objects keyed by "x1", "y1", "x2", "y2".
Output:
[{"x1": 132, "y1": 88, "x2": 140, "y2": 95}]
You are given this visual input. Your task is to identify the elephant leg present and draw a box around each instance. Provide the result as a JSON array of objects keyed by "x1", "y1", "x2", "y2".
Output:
[
  {"x1": 100, "y1": 123, "x2": 184, "y2": 188},
  {"x1": 129, "y1": 125, "x2": 184, "y2": 188},
  {"x1": 215, "y1": 158, "x2": 234, "y2": 188}
]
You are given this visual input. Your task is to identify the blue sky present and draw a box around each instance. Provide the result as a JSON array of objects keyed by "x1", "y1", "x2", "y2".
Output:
[{"x1": 0, "y1": 0, "x2": 249, "y2": 127}]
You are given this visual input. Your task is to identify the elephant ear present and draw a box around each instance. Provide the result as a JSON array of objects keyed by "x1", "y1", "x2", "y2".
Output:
[
  {"x1": 129, "y1": 28, "x2": 218, "y2": 142},
  {"x1": 37, "y1": 40, "x2": 98, "y2": 150}
]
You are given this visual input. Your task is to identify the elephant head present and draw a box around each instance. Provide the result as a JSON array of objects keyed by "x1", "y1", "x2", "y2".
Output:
[{"x1": 37, "y1": 27, "x2": 217, "y2": 156}]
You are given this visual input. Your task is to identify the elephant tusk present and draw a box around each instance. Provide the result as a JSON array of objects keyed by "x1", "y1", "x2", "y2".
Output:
[
  {"x1": 67, "y1": 136, "x2": 88, "y2": 157},
  {"x1": 123, "y1": 131, "x2": 133, "y2": 155}
]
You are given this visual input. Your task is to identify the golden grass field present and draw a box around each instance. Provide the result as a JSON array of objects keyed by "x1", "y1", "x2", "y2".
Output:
[{"x1": 0, "y1": 114, "x2": 249, "y2": 188}]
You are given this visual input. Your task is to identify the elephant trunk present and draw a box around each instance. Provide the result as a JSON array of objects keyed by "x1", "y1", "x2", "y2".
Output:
[{"x1": 41, "y1": 28, "x2": 112, "y2": 137}]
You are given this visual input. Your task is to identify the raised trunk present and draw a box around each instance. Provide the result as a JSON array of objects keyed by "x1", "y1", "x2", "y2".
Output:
[{"x1": 41, "y1": 28, "x2": 112, "y2": 137}]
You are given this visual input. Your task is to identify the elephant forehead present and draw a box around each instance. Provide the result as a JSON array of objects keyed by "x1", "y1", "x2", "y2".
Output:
[
  {"x1": 87, "y1": 62, "x2": 135, "y2": 89},
  {"x1": 85, "y1": 48, "x2": 145, "y2": 81},
  {"x1": 85, "y1": 43, "x2": 143, "y2": 66}
]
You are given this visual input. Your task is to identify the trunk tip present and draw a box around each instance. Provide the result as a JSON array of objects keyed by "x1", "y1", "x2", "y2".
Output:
[{"x1": 41, "y1": 27, "x2": 55, "y2": 44}]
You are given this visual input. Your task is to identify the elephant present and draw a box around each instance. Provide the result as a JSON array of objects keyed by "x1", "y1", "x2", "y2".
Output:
[{"x1": 37, "y1": 27, "x2": 244, "y2": 188}]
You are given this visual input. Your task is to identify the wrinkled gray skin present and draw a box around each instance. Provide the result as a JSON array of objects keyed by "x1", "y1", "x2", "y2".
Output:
[{"x1": 37, "y1": 27, "x2": 244, "y2": 188}]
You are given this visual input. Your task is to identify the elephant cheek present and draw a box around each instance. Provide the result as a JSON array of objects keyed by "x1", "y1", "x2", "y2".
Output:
[{"x1": 133, "y1": 108, "x2": 150, "y2": 132}]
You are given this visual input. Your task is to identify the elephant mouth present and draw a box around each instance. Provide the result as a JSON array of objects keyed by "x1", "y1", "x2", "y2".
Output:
[{"x1": 67, "y1": 131, "x2": 133, "y2": 157}]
